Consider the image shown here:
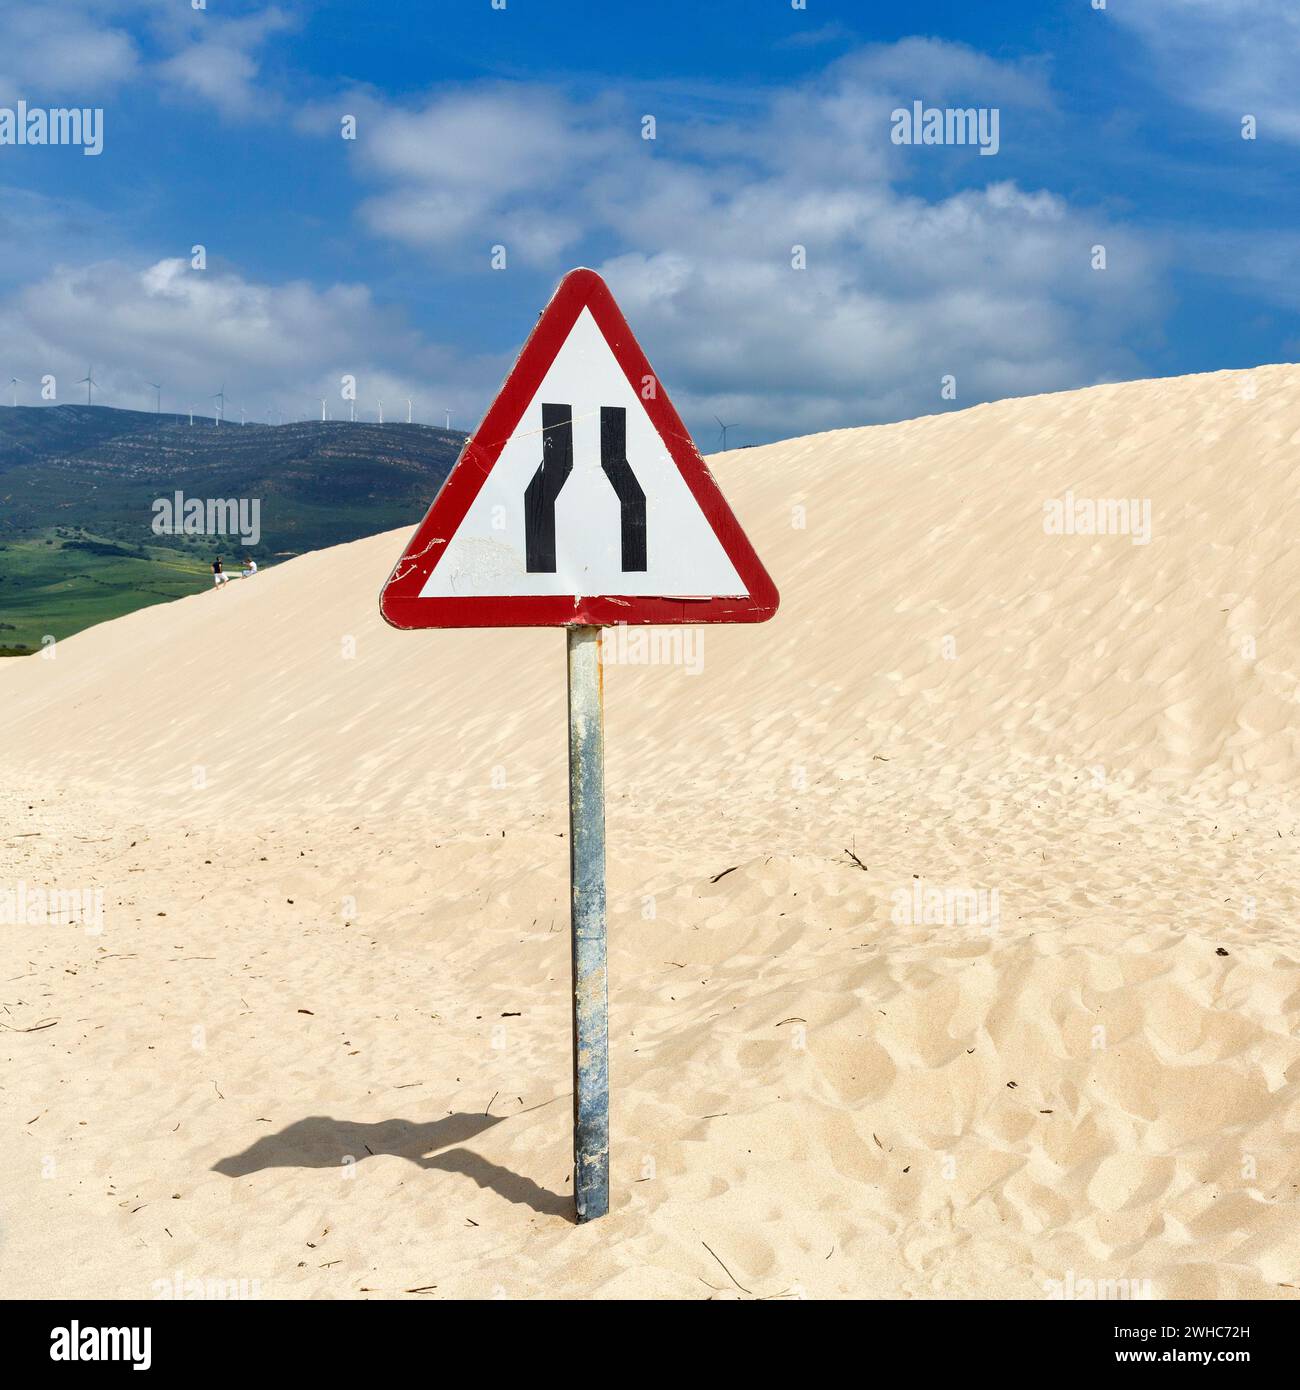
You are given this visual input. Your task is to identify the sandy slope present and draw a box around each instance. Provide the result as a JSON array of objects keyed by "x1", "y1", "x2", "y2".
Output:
[{"x1": 2, "y1": 364, "x2": 1299, "y2": 1300}]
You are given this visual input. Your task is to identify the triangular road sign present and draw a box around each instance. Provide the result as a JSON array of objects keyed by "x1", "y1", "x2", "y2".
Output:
[{"x1": 380, "y1": 268, "x2": 779, "y2": 628}]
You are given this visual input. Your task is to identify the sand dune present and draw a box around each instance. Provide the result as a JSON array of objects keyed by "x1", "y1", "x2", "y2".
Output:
[{"x1": 3, "y1": 365, "x2": 1299, "y2": 1299}]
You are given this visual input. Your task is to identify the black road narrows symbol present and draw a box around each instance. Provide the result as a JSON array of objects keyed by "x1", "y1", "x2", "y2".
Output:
[{"x1": 523, "y1": 403, "x2": 647, "y2": 573}]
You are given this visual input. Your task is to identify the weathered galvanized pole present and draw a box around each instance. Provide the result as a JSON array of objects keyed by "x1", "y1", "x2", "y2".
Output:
[{"x1": 566, "y1": 624, "x2": 610, "y2": 1221}]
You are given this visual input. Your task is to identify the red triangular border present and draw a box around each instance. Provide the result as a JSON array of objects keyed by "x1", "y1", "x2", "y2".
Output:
[{"x1": 379, "y1": 268, "x2": 779, "y2": 629}]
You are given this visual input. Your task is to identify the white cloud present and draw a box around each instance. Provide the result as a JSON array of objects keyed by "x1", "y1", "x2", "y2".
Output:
[
  {"x1": 776, "y1": 21, "x2": 855, "y2": 51},
  {"x1": 154, "y1": 6, "x2": 295, "y2": 119},
  {"x1": 1113, "y1": 0, "x2": 1300, "y2": 140},
  {"x1": 349, "y1": 42, "x2": 1158, "y2": 437},
  {"x1": 0, "y1": 29, "x2": 1168, "y2": 440},
  {"x1": 356, "y1": 86, "x2": 621, "y2": 265},
  {"x1": 1177, "y1": 227, "x2": 1300, "y2": 311},
  {"x1": 598, "y1": 178, "x2": 1154, "y2": 441},
  {"x1": 0, "y1": 256, "x2": 499, "y2": 423},
  {"x1": 0, "y1": 1, "x2": 292, "y2": 118},
  {"x1": 0, "y1": 186, "x2": 131, "y2": 286},
  {"x1": 0, "y1": 4, "x2": 140, "y2": 102}
]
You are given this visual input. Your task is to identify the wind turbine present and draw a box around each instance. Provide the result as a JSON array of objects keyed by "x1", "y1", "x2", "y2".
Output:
[
  {"x1": 8, "y1": 376, "x2": 21, "y2": 407},
  {"x1": 188, "y1": 401, "x2": 195, "y2": 426},
  {"x1": 148, "y1": 381, "x2": 162, "y2": 413},
  {"x1": 443, "y1": 407, "x2": 452, "y2": 430},
  {"x1": 239, "y1": 404, "x2": 246, "y2": 426},
  {"x1": 405, "y1": 398, "x2": 412, "y2": 424},
  {"x1": 212, "y1": 385, "x2": 226, "y2": 425},
  {"x1": 714, "y1": 414, "x2": 738, "y2": 451},
  {"x1": 79, "y1": 367, "x2": 98, "y2": 405},
  {"x1": 377, "y1": 400, "x2": 383, "y2": 424},
  {"x1": 320, "y1": 398, "x2": 327, "y2": 422}
]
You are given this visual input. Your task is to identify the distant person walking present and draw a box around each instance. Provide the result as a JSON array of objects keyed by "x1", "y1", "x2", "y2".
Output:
[{"x1": 212, "y1": 557, "x2": 227, "y2": 588}]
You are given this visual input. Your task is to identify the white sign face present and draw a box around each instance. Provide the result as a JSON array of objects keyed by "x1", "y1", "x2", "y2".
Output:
[
  {"x1": 418, "y1": 309, "x2": 747, "y2": 600},
  {"x1": 381, "y1": 267, "x2": 778, "y2": 630}
]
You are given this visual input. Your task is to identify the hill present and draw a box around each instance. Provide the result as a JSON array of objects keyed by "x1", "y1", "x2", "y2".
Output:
[
  {"x1": 2, "y1": 366, "x2": 1298, "y2": 1299},
  {"x1": 0, "y1": 404, "x2": 464, "y2": 651}
]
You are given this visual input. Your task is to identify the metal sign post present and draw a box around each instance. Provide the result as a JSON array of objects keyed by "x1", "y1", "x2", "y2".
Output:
[
  {"x1": 379, "y1": 269, "x2": 779, "y2": 1227},
  {"x1": 566, "y1": 624, "x2": 609, "y2": 1221}
]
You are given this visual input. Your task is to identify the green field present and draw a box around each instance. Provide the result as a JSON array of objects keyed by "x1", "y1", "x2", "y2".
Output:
[
  {"x1": 0, "y1": 531, "x2": 212, "y2": 654},
  {"x1": 0, "y1": 404, "x2": 463, "y2": 654}
]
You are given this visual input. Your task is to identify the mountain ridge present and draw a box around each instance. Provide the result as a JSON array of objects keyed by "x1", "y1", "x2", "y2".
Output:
[{"x1": 0, "y1": 403, "x2": 467, "y2": 651}]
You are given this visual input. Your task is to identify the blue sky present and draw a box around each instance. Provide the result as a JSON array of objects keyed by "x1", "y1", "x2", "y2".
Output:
[{"x1": 1, "y1": 0, "x2": 1298, "y2": 446}]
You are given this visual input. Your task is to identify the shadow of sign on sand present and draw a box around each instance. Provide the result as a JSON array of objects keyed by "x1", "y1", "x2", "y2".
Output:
[{"x1": 212, "y1": 1109, "x2": 571, "y2": 1218}]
